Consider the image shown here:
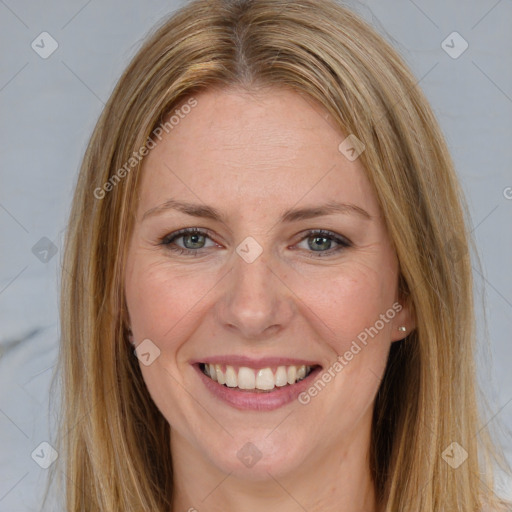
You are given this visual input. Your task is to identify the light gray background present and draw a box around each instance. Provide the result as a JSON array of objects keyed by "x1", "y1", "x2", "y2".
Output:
[{"x1": 0, "y1": 0, "x2": 511, "y2": 509}]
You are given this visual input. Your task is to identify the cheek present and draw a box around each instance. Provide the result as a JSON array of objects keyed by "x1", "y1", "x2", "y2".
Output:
[
  {"x1": 326, "y1": 265, "x2": 396, "y2": 355},
  {"x1": 288, "y1": 265, "x2": 396, "y2": 442},
  {"x1": 292, "y1": 260, "x2": 398, "y2": 349},
  {"x1": 124, "y1": 258, "x2": 219, "y2": 424},
  {"x1": 125, "y1": 256, "x2": 220, "y2": 344}
]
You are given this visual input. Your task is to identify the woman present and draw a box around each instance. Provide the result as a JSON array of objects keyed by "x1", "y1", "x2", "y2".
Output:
[{"x1": 49, "y1": 0, "x2": 511, "y2": 510}]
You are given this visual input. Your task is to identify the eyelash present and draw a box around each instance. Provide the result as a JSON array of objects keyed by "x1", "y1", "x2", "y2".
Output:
[{"x1": 159, "y1": 228, "x2": 351, "y2": 258}]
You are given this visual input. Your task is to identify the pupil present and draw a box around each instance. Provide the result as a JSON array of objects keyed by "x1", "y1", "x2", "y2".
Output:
[
  {"x1": 186, "y1": 234, "x2": 204, "y2": 248},
  {"x1": 311, "y1": 236, "x2": 330, "y2": 251}
]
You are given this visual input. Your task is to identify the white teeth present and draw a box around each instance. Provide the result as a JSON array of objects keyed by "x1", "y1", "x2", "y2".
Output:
[
  {"x1": 202, "y1": 363, "x2": 314, "y2": 389},
  {"x1": 275, "y1": 366, "x2": 288, "y2": 387},
  {"x1": 256, "y1": 368, "x2": 275, "y2": 390},
  {"x1": 287, "y1": 365, "x2": 297, "y2": 385},
  {"x1": 225, "y1": 365, "x2": 237, "y2": 387},
  {"x1": 238, "y1": 367, "x2": 256, "y2": 389},
  {"x1": 215, "y1": 364, "x2": 226, "y2": 385}
]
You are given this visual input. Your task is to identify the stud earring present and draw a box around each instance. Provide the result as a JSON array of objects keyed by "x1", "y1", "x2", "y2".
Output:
[{"x1": 398, "y1": 326, "x2": 407, "y2": 332}]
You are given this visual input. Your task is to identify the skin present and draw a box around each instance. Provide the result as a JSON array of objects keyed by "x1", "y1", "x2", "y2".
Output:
[{"x1": 124, "y1": 86, "x2": 414, "y2": 512}]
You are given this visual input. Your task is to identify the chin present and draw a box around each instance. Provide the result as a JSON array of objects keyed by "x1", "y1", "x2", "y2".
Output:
[{"x1": 200, "y1": 427, "x2": 313, "y2": 481}]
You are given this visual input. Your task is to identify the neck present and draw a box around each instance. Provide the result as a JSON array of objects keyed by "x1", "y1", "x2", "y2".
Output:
[{"x1": 170, "y1": 410, "x2": 378, "y2": 512}]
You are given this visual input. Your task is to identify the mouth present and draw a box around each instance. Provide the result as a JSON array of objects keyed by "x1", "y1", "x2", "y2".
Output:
[
  {"x1": 198, "y1": 362, "x2": 318, "y2": 392},
  {"x1": 193, "y1": 359, "x2": 323, "y2": 411}
]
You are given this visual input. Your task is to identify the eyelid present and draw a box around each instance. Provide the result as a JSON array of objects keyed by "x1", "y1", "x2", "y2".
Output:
[
  {"x1": 160, "y1": 227, "x2": 216, "y2": 246},
  {"x1": 296, "y1": 229, "x2": 352, "y2": 247}
]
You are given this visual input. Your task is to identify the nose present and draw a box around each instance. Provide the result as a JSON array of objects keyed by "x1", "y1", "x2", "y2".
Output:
[{"x1": 216, "y1": 247, "x2": 295, "y2": 340}]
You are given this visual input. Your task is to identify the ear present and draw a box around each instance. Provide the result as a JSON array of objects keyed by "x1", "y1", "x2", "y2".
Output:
[
  {"x1": 125, "y1": 325, "x2": 136, "y2": 346},
  {"x1": 390, "y1": 297, "x2": 415, "y2": 342}
]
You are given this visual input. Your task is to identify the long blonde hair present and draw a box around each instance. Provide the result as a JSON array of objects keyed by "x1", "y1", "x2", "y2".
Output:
[{"x1": 48, "y1": 0, "x2": 511, "y2": 510}]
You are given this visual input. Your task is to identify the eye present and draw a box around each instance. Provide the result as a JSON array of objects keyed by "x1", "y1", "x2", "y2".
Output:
[
  {"x1": 295, "y1": 229, "x2": 351, "y2": 257},
  {"x1": 159, "y1": 228, "x2": 351, "y2": 257},
  {"x1": 160, "y1": 228, "x2": 217, "y2": 256}
]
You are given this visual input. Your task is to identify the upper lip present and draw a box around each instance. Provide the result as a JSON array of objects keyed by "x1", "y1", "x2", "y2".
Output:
[{"x1": 190, "y1": 355, "x2": 322, "y2": 368}]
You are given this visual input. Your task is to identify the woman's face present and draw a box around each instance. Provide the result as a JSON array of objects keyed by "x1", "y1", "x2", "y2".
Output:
[{"x1": 124, "y1": 87, "x2": 413, "y2": 480}]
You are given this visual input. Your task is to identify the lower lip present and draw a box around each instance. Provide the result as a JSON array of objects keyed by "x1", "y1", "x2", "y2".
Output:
[{"x1": 193, "y1": 364, "x2": 323, "y2": 411}]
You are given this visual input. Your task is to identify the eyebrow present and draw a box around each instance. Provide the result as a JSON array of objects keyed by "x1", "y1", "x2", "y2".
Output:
[{"x1": 141, "y1": 199, "x2": 372, "y2": 223}]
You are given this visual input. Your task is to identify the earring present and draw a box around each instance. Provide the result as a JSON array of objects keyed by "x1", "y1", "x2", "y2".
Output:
[{"x1": 398, "y1": 326, "x2": 407, "y2": 332}]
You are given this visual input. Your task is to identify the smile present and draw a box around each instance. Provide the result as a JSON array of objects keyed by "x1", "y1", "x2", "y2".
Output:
[
  {"x1": 193, "y1": 359, "x2": 323, "y2": 411},
  {"x1": 200, "y1": 363, "x2": 316, "y2": 391}
]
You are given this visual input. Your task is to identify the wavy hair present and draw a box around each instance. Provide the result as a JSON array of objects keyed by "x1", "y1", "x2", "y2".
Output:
[{"x1": 47, "y1": 0, "x2": 511, "y2": 510}]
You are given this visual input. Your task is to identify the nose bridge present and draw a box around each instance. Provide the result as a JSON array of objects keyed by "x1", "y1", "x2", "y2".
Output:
[{"x1": 217, "y1": 245, "x2": 292, "y2": 338}]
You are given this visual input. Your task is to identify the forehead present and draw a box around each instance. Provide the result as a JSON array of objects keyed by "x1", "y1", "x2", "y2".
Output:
[{"x1": 137, "y1": 87, "x2": 380, "y2": 219}]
